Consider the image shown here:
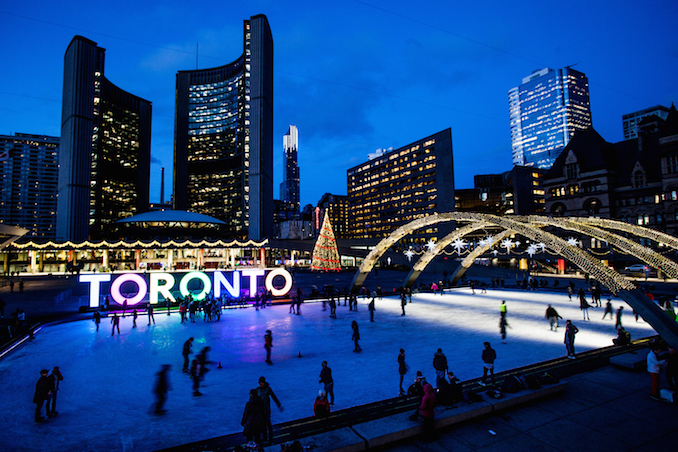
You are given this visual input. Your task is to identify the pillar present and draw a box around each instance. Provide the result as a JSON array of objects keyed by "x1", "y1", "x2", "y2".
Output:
[
  {"x1": 135, "y1": 249, "x2": 141, "y2": 270},
  {"x1": 38, "y1": 251, "x2": 44, "y2": 273},
  {"x1": 103, "y1": 250, "x2": 109, "y2": 269},
  {"x1": 260, "y1": 248, "x2": 266, "y2": 268},
  {"x1": 168, "y1": 249, "x2": 173, "y2": 270},
  {"x1": 30, "y1": 250, "x2": 37, "y2": 274},
  {"x1": 519, "y1": 258, "x2": 528, "y2": 271}
]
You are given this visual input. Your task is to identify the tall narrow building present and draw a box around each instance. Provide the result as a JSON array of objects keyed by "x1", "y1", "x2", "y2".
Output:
[
  {"x1": 279, "y1": 125, "x2": 300, "y2": 211},
  {"x1": 173, "y1": 15, "x2": 274, "y2": 240},
  {"x1": 58, "y1": 36, "x2": 152, "y2": 241},
  {"x1": 0, "y1": 133, "x2": 59, "y2": 239},
  {"x1": 509, "y1": 67, "x2": 592, "y2": 169}
]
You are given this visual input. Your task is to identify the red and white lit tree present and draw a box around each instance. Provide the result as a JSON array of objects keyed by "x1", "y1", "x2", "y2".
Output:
[{"x1": 311, "y1": 213, "x2": 341, "y2": 271}]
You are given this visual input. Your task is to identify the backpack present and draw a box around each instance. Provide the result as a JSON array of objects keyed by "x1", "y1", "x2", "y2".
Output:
[
  {"x1": 467, "y1": 391, "x2": 483, "y2": 403},
  {"x1": 525, "y1": 374, "x2": 542, "y2": 390},
  {"x1": 501, "y1": 377, "x2": 520, "y2": 393}
]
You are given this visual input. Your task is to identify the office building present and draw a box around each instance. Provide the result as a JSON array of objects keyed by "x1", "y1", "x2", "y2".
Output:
[
  {"x1": 280, "y1": 125, "x2": 300, "y2": 211},
  {"x1": 509, "y1": 67, "x2": 592, "y2": 169},
  {"x1": 58, "y1": 36, "x2": 152, "y2": 242},
  {"x1": 455, "y1": 166, "x2": 545, "y2": 215},
  {"x1": 622, "y1": 105, "x2": 670, "y2": 140},
  {"x1": 347, "y1": 129, "x2": 454, "y2": 241},
  {"x1": 315, "y1": 193, "x2": 349, "y2": 239},
  {"x1": 0, "y1": 133, "x2": 59, "y2": 238},
  {"x1": 174, "y1": 15, "x2": 274, "y2": 240}
]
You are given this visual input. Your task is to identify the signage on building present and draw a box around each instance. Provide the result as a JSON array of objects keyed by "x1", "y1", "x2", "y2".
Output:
[{"x1": 80, "y1": 269, "x2": 293, "y2": 307}]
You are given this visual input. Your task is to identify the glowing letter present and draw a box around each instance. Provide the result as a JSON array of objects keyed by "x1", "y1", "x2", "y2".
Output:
[
  {"x1": 241, "y1": 269, "x2": 265, "y2": 296},
  {"x1": 111, "y1": 273, "x2": 148, "y2": 305},
  {"x1": 79, "y1": 274, "x2": 111, "y2": 308},
  {"x1": 179, "y1": 271, "x2": 212, "y2": 301},
  {"x1": 214, "y1": 271, "x2": 240, "y2": 298},
  {"x1": 149, "y1": 273, "x2": 176, "y2": 305},
  {"x1": 265, "y1": 268, "x2": 293, "y2": 297}
]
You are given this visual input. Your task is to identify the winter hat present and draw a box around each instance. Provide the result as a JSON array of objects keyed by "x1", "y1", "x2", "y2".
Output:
[{"x1": 319, "y1": 389, "x2": 326, "y2": 398}]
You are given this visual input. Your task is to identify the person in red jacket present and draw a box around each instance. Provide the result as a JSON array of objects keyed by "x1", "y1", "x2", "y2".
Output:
[
  {"x1": 419, "y1": 382, "x2": 436, "y2": 441},
  {"x1": 313, "y1": 389, "x2": 331, "y2": 418}
]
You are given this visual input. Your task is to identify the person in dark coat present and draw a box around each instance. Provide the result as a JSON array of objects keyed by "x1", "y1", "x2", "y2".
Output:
[
  {"x1": 432, "y1": 348, "x2": 448, "y2": 388},
  {"x1": 368, "y1": 297, "x2": 375, "y2": 322},
  {"x1": 33, "y1": 369, "x2": 51, "y2": 423},
  {"x1": 401, "y1": 292, "x2": 407, "y2": 315},
  {"x1": 182, "y1": 337, "x2": 194, "y2": 373},
  {"x1": 564, "y1": 320, "x2": 579, "y2": 358},
  {"x1": 241, "y1": 389, "x2": 265, "y2": 443},
  {"x1": 132, "y1": 309, "x2": 138, "y2": 328},
  {"x1": 615, "y1": 306, "x2": 624, "y2": 329},
  {"x1": 545, "y1": 304, "x2": 562, "y2": 331},
  {"x1": 264, "y1": 330, "x2": 273, "y2": 364},
  {"x1": 111, "y1": 313, "x2": 120, "y2": 335},
  {"x1": 398, "y1": 349, "x2": 408, "y2": 396},
  {"x1": 351, "y1": 321, "x2": 361, "y2": 352},
  {"x1": 147, "y1": 303, "x2": 155, "y2": 325},
  {"x1": 153, "y1": 364, "x2": 172, "y2": 414},
  {"x1": 602, "y1": 299, "x2": 614, "y2": 319},
  {"x1": 93, "y1": 310, "x2": 101, "y2": 331},
  {"x1": 578, "y1": 289, "x2": 590, "y2": 321},
  {"x1": 256, "y1": 376, "x2": 283, "y2": 444},
  {"x1": 46, "y1": 366, "x2": 63, "y2": 417},
  {"x1": 319, "y1": 361, "x2": 334, "y2": 405},
  {"x1": 480, "y1": 342, "x2": 497, "y2": 385}
]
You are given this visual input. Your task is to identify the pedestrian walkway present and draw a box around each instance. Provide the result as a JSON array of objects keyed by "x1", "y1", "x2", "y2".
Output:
[{"x1": 385, "y1": 365, "x2": 677, "y2": 452}]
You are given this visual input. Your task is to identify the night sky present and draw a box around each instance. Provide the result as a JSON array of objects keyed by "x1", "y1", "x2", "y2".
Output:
[{"x1": 1, "y1": 0, "x2": 676, "y2": 208}]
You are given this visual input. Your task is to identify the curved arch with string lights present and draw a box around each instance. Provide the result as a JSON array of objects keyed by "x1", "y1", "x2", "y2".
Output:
[{"x1": 349, "y1": 212, "x2": 678, "y2": 349}]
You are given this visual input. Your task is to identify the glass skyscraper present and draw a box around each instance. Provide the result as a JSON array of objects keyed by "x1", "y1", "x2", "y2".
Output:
[
  {"x1": 58, "y1": 36, "x2": 152, "y2": 241},
  {"x1": 509, "y1": 67, "x2": 592, "y2": 169},
  {"x1": 174, "y1": 15, "x2": 273, "y2": 240},
  {"x1": 279, "y1": 125, "x2": 300, "y2": 211}
]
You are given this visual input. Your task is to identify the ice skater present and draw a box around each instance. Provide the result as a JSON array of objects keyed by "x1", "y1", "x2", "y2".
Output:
[
  {"x1": 153, "y1": 364, "x2": 171, "y2": 414},
  {"x1": 182, "y1": 337, "x2": 194, "y2": 373},
  {"x1": 400, "y1": 292, "x2": 407, "y2": 316},
  {"x1": 499, "y1": 316, "x2": 509, "y2": 343},
  {"x1": 545, "y1": 304, "x2": 562, "y2": 331},
  {"x1": 480, "y1": 342, "x2": 496, "y2": 385},
  {"x1": 432, "y1": 348, "x2": 448, "y2": 388},
  {"x1": 319, "y1": 361, "x2": 334, "y2": 405},
  {"x1": 111, "y1": 313, "x2": 120, "y2": 335},
  {"x1": 122, "y1": 300, "x2": 128, "y2": 317},
  {"x1": 46, "y1": 366, "x2": 63, "y2": 417},
  {"x1": 33, "y1": 369, "x2": 51, "y2": 423},
  {"x1": 190, "y1": 358, "x2": 202, "y2": 396},
  {"x1": 398, "y1": 349, "x2": 408, "y2": 396},
  {"x1": 93, "y1": 310, "x2": 101, "y2": 331},
  {"x1": 351, "y1": 320, "x2": 362, "y2": 352},
  {"x1": 500, "y1": 300, "x2": 507, "y2": 319},
  {"x1": 257, "y1": 376, "x2": 283, "y2": 444},
  {"x1": 615, "y1": 306, "x2": 624, "y2": 329},
  {"x1": 368, "y1": 297, "x2": 375, "y2": 322},
  {"x1": 602, "y1": 299, "x2": 613, "y2": 319},
  {"x1": 147, "y1": 303, "x2": 155, "y2": 325},
  {"x1": 564, "y1": 320, "x2": 579, "y2": 359},
  {"x1": 241, "y1": 388, "x2": 265, "y2": 443},
  {"x1": 132, "y1": 309, "x2": 138, "y2": 328},
  {"x1": 264, "y1": 330, "x2": 273, "y2": 364},
  {"x1": 579, "y1": 289, "x2": 590, "y2": 320}
]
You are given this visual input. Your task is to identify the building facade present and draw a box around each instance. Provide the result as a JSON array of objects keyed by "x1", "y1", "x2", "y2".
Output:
[
  {"x1": 622, "y1": 105, "x2": 670, "y2": 140},
  {"x1": 0, "y1": 133, "x2": 59, "y2": 238},
  {"x1": 509, "y1": 67, "x2": 592, "y2": 169},
  {"x1": 347, "y1": 129, "x2": 455, "y2": 241},
  {"x1": 173, "y1": 15, "x2": 274, "y2": 241},
  {"x1": 280, "y1": 125, "x2": 300, "y2": 212},
  {"x1": 455, "y1": 166, "x2": 545, "y2": 215},
  {"x1": 58, "y1": 36, "x2": 152, "y2": 242},
  {"x1": 315, "y1": 193, "x2": 349, "y2": 239},
  {"x1": 543, "y1": 106, "x2": 678, "y2": 237}
]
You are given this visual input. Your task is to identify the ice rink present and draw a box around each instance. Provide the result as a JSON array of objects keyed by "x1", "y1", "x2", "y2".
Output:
[{"x1": 0, "y1": 287, "x2": 657, "y2": 452}]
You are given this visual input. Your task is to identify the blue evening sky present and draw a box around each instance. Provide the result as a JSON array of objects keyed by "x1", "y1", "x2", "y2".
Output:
[{"x1": 1, "y1": 1, "x2": 676, "y2": 207}]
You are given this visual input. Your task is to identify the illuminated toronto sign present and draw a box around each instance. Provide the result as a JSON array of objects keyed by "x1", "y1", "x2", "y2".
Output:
[{"x1": 80, "y1": 269, "x2": 293, "y2": 307}]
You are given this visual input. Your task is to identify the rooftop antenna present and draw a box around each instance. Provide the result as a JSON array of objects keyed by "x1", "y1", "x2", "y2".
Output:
[{"x1": 565, "y1": 63, "x2": 578, "y2": 69}]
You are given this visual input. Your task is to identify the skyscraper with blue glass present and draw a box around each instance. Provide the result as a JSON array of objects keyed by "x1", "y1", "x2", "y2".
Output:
[
  {"x1": 173, "y1": 15, "x2": 273, "y2": 240},
  {"x1": 509, "y1": 67, "x2": 592, "y2": 169},
  {"x1": 280, "y1": 125, "x2": 300, "y2": 211}
]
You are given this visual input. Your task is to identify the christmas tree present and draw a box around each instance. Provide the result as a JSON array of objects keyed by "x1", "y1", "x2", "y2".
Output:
[{"x1": 311, "y1": 213, "x2": 341, "y2": 271}]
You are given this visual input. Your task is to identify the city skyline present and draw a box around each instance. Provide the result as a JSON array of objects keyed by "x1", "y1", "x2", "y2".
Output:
[{"x1": 1, "y1": 0, "x2": 676, "y2": 208}]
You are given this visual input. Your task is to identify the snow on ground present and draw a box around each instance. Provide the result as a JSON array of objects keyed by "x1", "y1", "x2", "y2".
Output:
[{"x1": 0, "y1": 288, "x2": 656, "y2": 452}]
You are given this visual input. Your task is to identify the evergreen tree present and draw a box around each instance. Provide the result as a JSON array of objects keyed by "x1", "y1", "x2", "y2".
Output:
[{"x1": 311, "y1": 213, "x2": 341, "y2": 271}]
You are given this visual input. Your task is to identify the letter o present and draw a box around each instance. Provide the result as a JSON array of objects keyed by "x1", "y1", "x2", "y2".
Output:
[
  {"x1": 179, "y1": 272, "x2": 212, "y2": 301},
  {"x1": 265, "y1": 268, "x2": 293, "y2": 297},
  {"x1": 111, "y1": 274, "x2": 148, "y2": 305}
]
